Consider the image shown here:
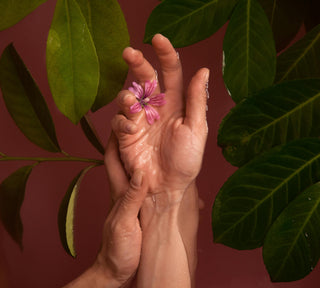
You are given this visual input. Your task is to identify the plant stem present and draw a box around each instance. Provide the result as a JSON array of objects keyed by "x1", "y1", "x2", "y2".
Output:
[{"x1": 0, "y1": 155, "x2": 104, "y2": 165}]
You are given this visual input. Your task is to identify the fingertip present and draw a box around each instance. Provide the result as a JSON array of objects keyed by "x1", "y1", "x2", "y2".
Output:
[
  {"x1": 122, "y1": 47, "x2": 143, "y2": 66},
  {"x1": 130, "y1": 170, "x2": 144, "y2": 189}
]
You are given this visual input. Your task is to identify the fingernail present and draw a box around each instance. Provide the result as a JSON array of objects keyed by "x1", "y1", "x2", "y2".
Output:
[
  {"x1": 176, "y1": 51, "x2": 180, "y2": 60},
  {"x1": 205, "y1": 69, "x2": 210, "y2": 99},
  {"x1": 131, "y1": 171, "x2": 143, "y2": 187}
]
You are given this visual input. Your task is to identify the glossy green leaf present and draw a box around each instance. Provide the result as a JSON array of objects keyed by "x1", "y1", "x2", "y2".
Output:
[
  {"x1": 0, "y1": 44, "x2": 61, "y2": 152},
  {"x1": 0, "y1": 0, "x2": 48, "y2": 31},
  {"x1": 212, "y1": 138, "x2": 320, "y2": 250},
  {"x1": 223, "y1": 0, "x2": 276, "y2": 103},
  {"x1": 218, "y1": 79, "x2": 320, "y2": 167},
  {"x1": 263, "y1": 182, "x2": 320, "y2": 282},
  {"x1": 80, "y1": 116, "x2": 105, "y2": 155},
  {"x1": 258, "y1": 0, "x2": 306, "y2": 52},
  {"x1": 305, "y1": 0, "x2": 320, "y2": 32},
  {"x1": 0, "y1": 165, "x2": 34, "y2": 248},
  {"x1": 144, "y1": 0, "x2": 239, "y2": 47},
  {"x1": 76, "y1": 0, "x2": 129, "y2": 111},
  {"x1": 276, "y1": 24, "x2": 320, "y2": 83},
  {"x1": 47, "y1": 0, "x2": 99, "y2": 124},
  {"x1": 58, "y1": 165, "x2": 95, "y2": 257}
]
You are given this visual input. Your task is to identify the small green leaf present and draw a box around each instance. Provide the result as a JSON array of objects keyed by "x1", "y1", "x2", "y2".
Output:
[
  {"x1": 218, "y1": 79, "x2": 320, "y2": 167},
  {"x1": 258, "y1": 0, "x2": 306, "y2": 52},
  {"x1": 263, "y1": 182, "x2": 320, "y2": 282},
  {"x1": 47, "y1": 0, "x2": 99, "y2": 124},
  {"x1": 58, "y1": 165, "x2": 95, "y2": 257},
  {"x1": 276, "y1": 24, "x2": 320, "y2": 83},
  {"x1": 223, "y1": 0, "x2": 276, "y2": 103},
  {"x1": 0, "y1": 165, "x2": 34, "y2": 248},
  {"x1": 76, "y1": 0, "x2": 129, "y2": 111},
  {"x1": 80, "y1": 115, "x2": 105, "y2": 155},
  {"x1": 212, "y1": 138, "x2": 320, "y2": 250},
  {"x1": 0, "y1": 44, "x2": 61, "y2": 152},
  {"x1": 144, "y1": 0, "x2": 239, "y2": 47},
  {"x1": 0, "y1": 0, "x2": 48, "y2": 31}
]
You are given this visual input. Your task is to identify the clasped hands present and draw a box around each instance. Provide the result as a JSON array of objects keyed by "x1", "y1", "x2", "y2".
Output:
[{"x1": 64, "y1": 34, "x2": 209, "y2": 288}]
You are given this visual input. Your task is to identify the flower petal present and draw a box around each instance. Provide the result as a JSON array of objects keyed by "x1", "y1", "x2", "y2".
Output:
[
  {"x1": 149, "y1": 93, "x2": 166, "y2": 106},
  {"x1": 130, "y1": 102, "x2": 143, "y2": 113},
  {"x1": 129, "y1": 82, "x2": 144, "y2": 99},
  {"x1": 144, "y1": 80, "x2": 157, "y2": 97},
  {"x1": 144, "y1": 105, "x2": 160, "y2": 125}
]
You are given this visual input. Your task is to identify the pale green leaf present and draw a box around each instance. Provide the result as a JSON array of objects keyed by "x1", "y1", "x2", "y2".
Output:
[
  {"x1": 263, "y1": 182, "x2": 320, "y2": 282},
  {"x1": 76, "y1": 0, "x2": 129, "y2": 111},
  {"x1": 0, "y1": 0, "x2": 48, "y2": 31},
  {"x1": 212, "y1": 138, "x2": 320, "y2": 250},
  {"x1": 0, "y1": 165, "x2": 34, "y2": 248},
  {"x1": 0, "y1": 44, "x2": 61, "y2": 152},
  {"x1": 46, "y1": 0, "x2": 99, "y2": 124},
  {"x1": 223, "y1": 0, "x2": 276, "y2": 103}
]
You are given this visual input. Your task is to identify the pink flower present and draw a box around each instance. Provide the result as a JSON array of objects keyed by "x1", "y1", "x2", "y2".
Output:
[{"x1": 129, "y1": 80, "x2": 166, "y2": 125}]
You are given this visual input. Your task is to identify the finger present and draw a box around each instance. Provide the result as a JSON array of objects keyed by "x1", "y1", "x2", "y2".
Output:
[
  {"x1": 116, "y1": 90, "x2": 142, "y2": 121},
  {"x1": 123, "y1": 47, "x2": 159, "y2": 91},
  {"x1": 104, "y1": 132, "x2": 129, "y2": 199},
  {"x1": 118, "y1": 170, "x2": 148, "y2": 219},
  {"x1": 184, "y1": 68, "x2": 210, "y2": 130},
  {"x1": 111, "y1": 114, "x2": 138, "y2": 138},
  {"x1": 152, "y1": 34, "x2": 183, "y2": 93}
]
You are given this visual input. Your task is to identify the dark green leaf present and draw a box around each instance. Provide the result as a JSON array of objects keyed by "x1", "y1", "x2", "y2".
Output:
[
  {"x1": 223, "y1": 0, "x2": 276, "y2": 103},
  {"x1": 58, "y1": 165, "x2": 95, "y2": 257},
  {"x1": 46, "y1": 0, "x2": 99, "y2": 124},
  {"x1": 218, "y1": 79, "x2": 320, "y2": 167},
  {"x1": 305, "y1": 0, "x2": 320, "y2": 32},
  {"x1": 0, "y1": 165, "x2": 34, "y2": 248},
  {"x1": 263, "y1": 182, "x2": 320, "y2": 282},
  {"x1": 144, "y1": 0, "x2": 239, "y2": 48},
  {"x1": 276, "y1": 24, "x2": 320, "y2": 83},
  {"x1": 0, "y1": 0, "x2": 48, "y2": 31},
  {"x1": 76, "y1": 0, "x2": 129, "y2": 111},
  {"x1": 212, "y1": 138, "x2": 320, "y2": 250},
  {"x1": 0, "y1": 44, "x2": 61, "y2": 152},
  {"x1": 258, "y1": 0, "x2": 306, "y2": 52},
  {"x1": 80, "y1": 115, "x2": 105, "y2": 155}
]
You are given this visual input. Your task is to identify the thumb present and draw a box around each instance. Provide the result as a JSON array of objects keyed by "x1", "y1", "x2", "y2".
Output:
[
  {"x1": 184, "y1": 68, "x2": 210, "y2": 130},
  {"x1": 118, "y1": 170, "x2": 148, "y2": 220}
]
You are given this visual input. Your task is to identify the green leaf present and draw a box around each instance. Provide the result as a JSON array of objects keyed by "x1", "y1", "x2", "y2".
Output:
[
  {"x1": 223, "y1": 0, "x2": 276, "y2": 103},
  {"x1": 305, "y1": 0, "x2": 320, "y2": 32},
  {"x1": 46, "y1": 0, "x2": 99, "y2": 124},
  {"x1": 0, "y1": 44, "x2": 61, "y2": 153},
  {"x1": 263, "y1": 182, "x2": 320, "y2": 282},
  {"x1": 58, "y1": 165, "x2": 95, "y2": 257},
  {"x1": 80, "y1": 115, "x2": 105, "y2": 155},
  {"x1": 76, "y1": 0, "x2": 129, "y2": 111},
  {"x1": 0, "y1": 0, "x2": 48, "y2": 31},
  {"x1": 144, "y1": 0, "x2": 239, "y2": 48},
  {"x1": 218, "y1": 79, "x2": 320, "y2": 167},
  {"x1": 276, "y1": 24, "x2": 320, "y2": 83},
  {"x1": 258, "y1": 0, "x2": 306, "y2": 52},
  {"x1": 0, "y1": 165, "x2": 34, "y2": 248},
  {"x1": 212, "y1": 138, "x2": 320, "y2": 250}
]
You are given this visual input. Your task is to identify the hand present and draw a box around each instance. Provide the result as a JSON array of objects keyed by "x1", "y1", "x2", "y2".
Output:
[{"x1": 111, "y1": 34, "x2": 209, "y2": 200}]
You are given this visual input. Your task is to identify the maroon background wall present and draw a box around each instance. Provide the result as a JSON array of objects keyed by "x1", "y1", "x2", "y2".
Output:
[{"x1": 0, "y1": 0, "x2": 319, "y2": 287}]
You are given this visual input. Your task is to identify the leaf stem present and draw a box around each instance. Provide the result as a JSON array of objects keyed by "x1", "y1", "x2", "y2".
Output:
[
  {"x1": 0, "y1": 155, "x2": 104, "y2": 165},
  {"x1": 0, "y1": 152, "x2": 6, "y2": 157}
]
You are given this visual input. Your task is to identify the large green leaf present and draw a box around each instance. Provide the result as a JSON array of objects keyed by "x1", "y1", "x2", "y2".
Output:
[
  {"x1": 0, "y1": 44, "x2": 61, "y2": 152},
  {"x1": 58, "y1": 165, "x2": 95, "y2": 257},
  {"x1": 144, "y1": 0, "x2": 239, "y2": 47},
  {"x1": 0, "y1": 165, "x2": 34, "y2": 248},
  {"x1": 218, "y1": 79, "x2": 320, "y2": 167},
  {"x1": 212, "y1": 138, "x2": 320, "y2": 250},
  {"x1": 263, "y1": 182, "x2": 320, "y2": 282},
  {"x1": 276, "y1": 24, "x2": 320, "y2": 83},
  {"x1": 0, "y1": 0, "x2": 48, "y2": 31},
  {"x1": 76, "y1": 0, "x2": 129, "y2": 111},
  {"x1": 258, "y1": 0, "x2": 306, "y2": 52},
  {"x1": 47, "y1": 0, "x2": 99, "y2": 124},
  {"x1": 223, "y1": 0, "x2": 276, "y2": 103}
]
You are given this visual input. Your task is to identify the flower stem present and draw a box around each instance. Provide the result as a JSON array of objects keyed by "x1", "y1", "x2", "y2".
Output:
[{"x1": 0, "y1": 155, "x2": 104, "y2": 165}]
